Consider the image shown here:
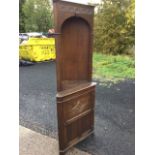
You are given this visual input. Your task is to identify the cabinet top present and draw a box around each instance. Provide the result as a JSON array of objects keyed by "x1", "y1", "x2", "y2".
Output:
[{"x1": 53, "y1": 0, "x2": 95, "y2": 8}]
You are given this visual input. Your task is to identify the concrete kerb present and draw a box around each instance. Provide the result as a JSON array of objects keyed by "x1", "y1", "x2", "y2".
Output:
[{"x1": 19, "y1": 125, "x2": 91, "y2": 155}]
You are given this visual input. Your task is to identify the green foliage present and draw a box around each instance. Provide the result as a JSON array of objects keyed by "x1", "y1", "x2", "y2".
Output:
[
  {"x1": 22, "y1": 0, "x2": 52, "y2": 32},
  {"x1": 19, "y1": 0, "x2": 26, "y2": 32},
  {"x1": 93, "y1": 52, "x2": 135, "y2": 82},
  {"x1": 94, "y1": 0, "x2": 135, "y2": 55}
]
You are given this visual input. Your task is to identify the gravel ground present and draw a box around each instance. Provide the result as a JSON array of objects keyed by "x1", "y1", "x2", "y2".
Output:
[{"x1": 19, "y1": 61, "x2": 135, "y2": 155}]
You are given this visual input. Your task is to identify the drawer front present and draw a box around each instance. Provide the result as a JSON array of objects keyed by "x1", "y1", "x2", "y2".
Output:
[{"x1": 63, "y1": 91, "x2": 94, "y2": 122}]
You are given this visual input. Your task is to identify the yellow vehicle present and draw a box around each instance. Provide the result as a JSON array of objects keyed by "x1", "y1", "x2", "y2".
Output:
[{"x1": 19, "y1": 37, "x2": 56, "y2": 62}]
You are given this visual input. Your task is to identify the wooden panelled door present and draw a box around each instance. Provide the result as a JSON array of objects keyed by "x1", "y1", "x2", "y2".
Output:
[{"x1": 53, "y1": 1, "x2": 96, "y2": 154}]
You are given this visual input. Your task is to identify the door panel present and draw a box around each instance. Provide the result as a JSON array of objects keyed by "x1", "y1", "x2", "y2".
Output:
[{"x1": 57, "y1": 84, "x2": 95, "y2": 153}]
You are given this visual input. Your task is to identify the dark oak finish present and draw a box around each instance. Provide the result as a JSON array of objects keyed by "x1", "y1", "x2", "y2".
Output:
[
  {"x1": 53, "y1": 1, "x2": 96, "y2": 154},
  {"x1": 57, "y1": 82, "x2": 96, "y2": 154}
]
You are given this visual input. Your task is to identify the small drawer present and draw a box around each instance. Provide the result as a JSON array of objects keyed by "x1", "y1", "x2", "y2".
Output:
[{"x1": 63, "y1": 90, "x2": 94, "y2": 122}]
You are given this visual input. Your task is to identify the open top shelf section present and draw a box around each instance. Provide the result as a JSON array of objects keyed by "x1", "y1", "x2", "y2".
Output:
[{"x1": 53, "y1": 0, "x2": 94, "y2": 92}]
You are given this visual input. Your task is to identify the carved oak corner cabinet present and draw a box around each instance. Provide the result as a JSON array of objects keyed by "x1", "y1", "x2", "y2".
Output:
[{"x1": 53, "y1": 0, "x2": 96, "y2": 154}]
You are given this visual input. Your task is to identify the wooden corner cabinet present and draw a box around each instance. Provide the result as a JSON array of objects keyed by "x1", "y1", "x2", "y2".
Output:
[{"x1": 53, "y1": 1, "x2": 96, "y2": 154}]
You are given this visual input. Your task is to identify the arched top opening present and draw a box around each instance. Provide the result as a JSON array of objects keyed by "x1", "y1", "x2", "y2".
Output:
[{"x1": 61, "y1": 16, "x2": 91, "y2": 32}]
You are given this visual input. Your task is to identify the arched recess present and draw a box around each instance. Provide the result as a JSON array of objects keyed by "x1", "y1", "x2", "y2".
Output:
[{"x1": 60, "y1": 17, "x2": 92, "y2": 90}]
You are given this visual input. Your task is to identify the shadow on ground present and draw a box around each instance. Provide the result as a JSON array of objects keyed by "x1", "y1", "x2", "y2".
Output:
[{"x1": 19, "y1": 61, "x2": 135, "y2": 155}]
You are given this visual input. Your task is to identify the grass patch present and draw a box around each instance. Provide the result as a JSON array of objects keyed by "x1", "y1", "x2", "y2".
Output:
[{"x1": 93, "y1": 53, "x2": 135, "y2": 83}]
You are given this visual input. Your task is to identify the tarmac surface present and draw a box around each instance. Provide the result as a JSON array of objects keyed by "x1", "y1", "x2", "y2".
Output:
[{"x1": 19, "y1": 61, "x2": 135, "y2": 155}]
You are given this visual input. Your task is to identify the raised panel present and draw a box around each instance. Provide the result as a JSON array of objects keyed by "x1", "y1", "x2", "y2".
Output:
[
  {"x1": 65, "y1": 111, "x2": 94, "y2": 146},
  {"x1": 66, "y1": 121, "x2": 79, "y2": 142},
  {"x1": 63, "y1": 92, "x2": 93, "y2": 121},
  {"x1": 79, "y1": 112, "x2": 92, "y2": 134}
]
